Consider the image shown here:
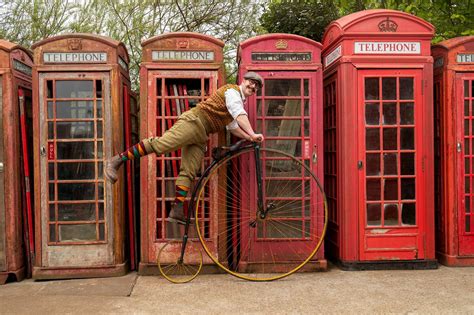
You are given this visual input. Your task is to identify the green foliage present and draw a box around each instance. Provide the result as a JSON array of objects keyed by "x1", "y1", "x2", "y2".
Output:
[{"x1": 260, "y1": 0, "x2": 339, "y2": 42}]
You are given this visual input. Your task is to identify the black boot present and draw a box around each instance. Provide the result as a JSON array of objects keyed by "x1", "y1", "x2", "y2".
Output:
[
  {"x1": 105, "y1": 155, "x2": 124, "y2": 184},
  {"x1": 166, "y1": 203, "x2": 187, "y2": 225}
]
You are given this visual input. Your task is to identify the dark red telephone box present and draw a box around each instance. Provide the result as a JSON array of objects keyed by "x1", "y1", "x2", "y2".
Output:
[
  {"x1": 237, "y1": 33, "x2": 327, "y2": 270},
  {"x1": 0, "y1": 40, "x2": 34, "y2": 284},
  {"x1": 322, "y1": 10, "x2": 437, "y2": 269},
  {"x1": 432, "y1": 36, "x2": 474, "y2": 266},
  {"x1": 139, "y1": 33, "x2": 225, "y2": 274},
  {"x1": 32, "y1": 34, "x2": 133, "y2": 279}
]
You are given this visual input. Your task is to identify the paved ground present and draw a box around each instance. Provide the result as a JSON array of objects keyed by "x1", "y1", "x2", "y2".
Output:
[{"x1": 0, "y1": 264, "x2": 473, "y2": 314}]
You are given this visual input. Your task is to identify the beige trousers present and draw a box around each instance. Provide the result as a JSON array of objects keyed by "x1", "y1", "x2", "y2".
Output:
[{"x1": 142, "y1": 108, "x2": 208, "y2": 188}]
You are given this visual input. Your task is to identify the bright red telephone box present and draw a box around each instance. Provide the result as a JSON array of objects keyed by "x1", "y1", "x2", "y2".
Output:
[
  {"x1": 237, "y1": 33, "x2": 327, "y2": 270},
  {"x1": 432, "y1": 36, "x2": 474, "y2": 266},
  {"x1": 322, "y1": 10, "x2": 437, "y2": 269},
  {"x1": 0, "y1": 40, "x2": 34, "y2": 284},
  {"x1": 32, "y1": 34, "x2": 134, "y2": 279},
  {"x1": 138, "y1": 33, "x2": 225, "y2": 274}
]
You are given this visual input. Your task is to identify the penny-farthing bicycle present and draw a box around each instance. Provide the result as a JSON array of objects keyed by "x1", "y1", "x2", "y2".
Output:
[{"x1": 157, "y1": 140, "x2": 328, "y2": 283}]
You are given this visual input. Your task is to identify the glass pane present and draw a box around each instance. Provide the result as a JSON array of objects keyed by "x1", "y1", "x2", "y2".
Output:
[
  {"x1": 57, "y1": 162, "x2": 95, "y2": 180},
  {"x1": 365, "y1": 78, "x2": 379, "y2": 100},
  {"x1": 49, "y1": 204, "x2": 56, "y2": 221},
  {"x1": 263, "y1": 100, "x2": 301, "y2": 116},
  {"x1": 56, "y1": 122, "x2": 94, "y2": 139},
  {"x1": 56, "y1": 101, "x2": 94, "y2": 119},
  {"x1": 400, "y1": 103, "x2": 414, "y2": 125},
  {"x1": 465, "y1": 120, "x2": 470, "y2": 136},
  {"x1": 401, "y1": 178, "x2": 415, "y2": 200},
  {"x1": 465, "y1": 139, "x2": 470, "y2": 155},
  {"x1": 48, "y1": 101, "x2": 54, "y2": 118},
  {"x1": 49, "y1": 183, "x2": 55, "y2": 201},
  {"x1": 399, "y1": 78, "x2": 414, "y2": 100},
  {"x1": 99, "y1": 223, "x2": 105, "y2": 240},
  {"x1": 59, "y1": 224, "x2": 96, "y2": 242},
  {"x1": 383, "y1": 102, "x2": 397, "y2": 125},
  {"x1": 264, "y1": 120, "x2": 301, "y2": 137},
  {"x1": 57, "y1": 142, "x2": 95, "y2": 159},
  {"x1": 58, "y1": 203, "x2": 96, "y2": 221},
  {"x1": 56, "y1": 80, "x2": 93, "y2": 98},
  {"x1": 400, "y1": 128, "x2": 415, "y2": 150},
  {"x1": 49, "y1": 163, "x2": 55, "y2": 180},
  {"x1": 466, "y1": 176, "x2": 471, "y2": 194},
  {"x1": 365, "y1": 103, "x2": 379, "y2": 125},
  {"x1": 382, "y1": 78, "x2": 396, "y2": 100},
  {"x1": 97, "y1": 121, "x2": 103, "y2": 138},
  {"x1": 384, "y1": 179, "x2": 398, "y2": 200},
  {"x1": 304, "y1": 79, "x2": 309, "y2": 96},
  {"x1": 384, "y1": 153, "x2": 398, "y2": 175},
  {"x1": 366, "y1": 128, "x2": 380, "y2": 150},
  {"x1": 49, "y1": 224, "x2": 56, "y2": 242},
  {"x1": 366, "y1": 153, "x2": 380, "y2": 176},
  {"x1": 466, "y1": 216, "x2": 471, "y2": 232},
  {"x1": 466, "y1": 158, "x2": 471, "y2": 174},
  {"x1": 98, "y1": 163, "x2": 103, "y2": 179},
  {"x1": 367, "y1": 203, "x2": 381, "y2": 226},
  {"x1": 264, "y1": 79, "x2": 300, "y2": 96},
  {"x1": 48, "y1": 122, "x2": 54, "y2": 139},
  {"x1": 96, "y1": 80, "x2": 102, "y2": 98},
  {"x1": 465, "y1": 100, "x2": 469, "y2": 117},
  {"x1": 97, "y1": 100, "x2": 102, "y2": 118},
  {"x1": 464, "y1": 80, "x2": 469, "y2": 98},
  {"x1": 400, "y1": 153, "x2": 415, "y2": 175},
  {"x1": 266, "y1": 140, "x2": 300, "y2": 157},
  {"x1": 402, "y1": 203, "x2": 416, "y2": 225},
  {"x1": 384, "y1": 204, "x2": 398, "y2": 226},
  {"x1": 304, "y1": 99, "x2": 309, "y2": 116},
  {"x1": 367, "y1": 179, "x2": 381, "y2": 200},
  {"x1": 266, "y1": 220, "x2": 302, "y2": 238},
  {"x1": 98, "y1": 203, "x2": 104, "y2": 219},
  {"x1": 57, "y1": 183, "x2": 95, "y2": 200},
  {"x1": 383, "y1": 128, "x2": 397, "y2": 150},
  {"x1": 47, "y1": 80, "x2": 53, "y2": 98}
]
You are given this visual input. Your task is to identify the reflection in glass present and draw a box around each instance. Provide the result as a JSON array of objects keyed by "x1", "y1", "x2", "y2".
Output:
[
  {"x1": 58, "y1": 183, "x2": 95, "y2": 200},
  {"x1": 97, "y1": 100, "x2": 102, "y2": 118},
  {"x1": 401, "y1": 178, "x2": 415, "y2": 199},
  {"x1": 264, "y1": 119, "x2": 301, "y2": 137},
  {"x1": 59, "y1": 224, "x2": 96, "y2": 242},
  {"x1": 48, "y1": 122, "x2": 54, "y2": 139},
  {"x1": 383, "y1": 128, "x2": 397, "y2": 150},
  {"x1": 56, "y1": 80, "x2": 93, "y2": 98},
  {"x1": 365, "y1": 78, "x2": 379, "y2": 100},
  {"x1": 264, "y1": 79, "x2": 300, "y2": 97},
  {"x1": 49, "y1": 204, "x2": 56, "y2": 221},
  {"x1": 56, "y1": 101, "x2": 94, "y2": 119},
  {"x1": 48, "y1": 101, "x2": 54, "y2": 118},
  {"x1": 58, "y1": 203, "x2": 95, "y2": 221},
  {"x1": 266, "y1": 139, "x2": 301, "y2": 157},
  {"x1": 402, "y1": 203, "x2": 416, "y2": 225},
  {"x1": 382, "y1": 78, "x2": 396, "y2": 100},
  {"x1": 399, "y1": 77, "x2": 414, "y2": 100},
  {"x1": 383, "y1": 102, "x2": 397, "y2": 125},
  {"x1": 367, "y1": 203, "x2": 381, "y2": 225},
  {"x1": 366, "y1": 153, "x2": 380, "y2": 176},
  {"x1": 384, "y1": 204, "x2": 398, "y2": 225},
  {"x1": 56, "y1": 121, "x2": 94, "y2": 139},
  {"x1": 57, "y1": 162, "x2": 95, "y2": 180},
  {"x1": 367, "y1": 179, "x2": 381, "y2": 200},
  {"x1": 49, "y1": 224, "x2": 56, "y2": 242},
  {"x1": 365, "y1": 103, "x2": 379, "y2": 125},
  {"x1": 263, "y1": 100, "x2": 301, "y2": 116},
  {"x1": 400, "y1": 103, "x2": 414, "y2": 125},
  {"x1": 366, "y1": 128, "x2": 380, "y2": 150},
  {"x1": 400, "y1": 153, "x2": 415, "y2": 175},
  {"x1": 99, "y1": 223, "x2": 105, "y2": 241},
  {"x1": 57, "y1": 142, "x2": 95, "y2": 159},
  {"x1": 465, "y1": 100, "x2": 470, "y2": 117}
]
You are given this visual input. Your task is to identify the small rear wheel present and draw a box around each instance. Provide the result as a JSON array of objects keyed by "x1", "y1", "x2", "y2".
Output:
[{"x1": 157, "y1": 241, "x2": 203, "y2": 283}]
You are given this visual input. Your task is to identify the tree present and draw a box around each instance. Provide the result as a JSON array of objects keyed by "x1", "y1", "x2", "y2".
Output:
[{"x1": 259, "y1": 0, "x2": 340, "y2": 42}]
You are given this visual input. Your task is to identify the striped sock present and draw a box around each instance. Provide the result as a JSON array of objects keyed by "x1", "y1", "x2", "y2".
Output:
[
  {"x1": 174, "y1": 185, "x2": 190, "y2": 205},
  {"x1": 119, "y1": 141, "x2": 148, "y2": 161}
]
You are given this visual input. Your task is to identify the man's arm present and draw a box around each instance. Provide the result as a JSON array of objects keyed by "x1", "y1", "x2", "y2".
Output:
[{"x1": 236, "y1": 114, "x2": 264, "y2": 142}]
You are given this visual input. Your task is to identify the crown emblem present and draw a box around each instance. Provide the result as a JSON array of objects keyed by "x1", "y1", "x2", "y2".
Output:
[
  {"x1": 67, "y1": 39, "x2": 82, "y2": 50},
  {"x1": 275, "y1": 39, "x2": 288, "y2": 50},
  {"x1": 177, "y1": 40, "x2": 189, "y2": 49},
  {"x1": 378, "y1": 17, "x2": 398, "y2": 32}
]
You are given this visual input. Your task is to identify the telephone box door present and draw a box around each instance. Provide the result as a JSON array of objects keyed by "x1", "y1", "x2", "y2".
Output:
[
  {"x1": 0, "y1": 75, "x2": 4, "y2": 271},
  {"x1": 457, "y1": 72, "x2": 474, "y2": 256},
  {"x1": 38, "y1": 72, "x2": 113, "y2": 267},
  {"x1": 359, "y1": 69, "x2": 425, "y2": 260}
]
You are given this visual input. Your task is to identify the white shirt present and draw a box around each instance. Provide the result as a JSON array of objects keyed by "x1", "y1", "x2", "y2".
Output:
[{"x1": 224, "y1": 88, "x2": 247, "y2": 130}]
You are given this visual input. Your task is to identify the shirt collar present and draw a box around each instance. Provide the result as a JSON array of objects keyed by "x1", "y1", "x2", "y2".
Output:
[{"x1": 239, "y1": 86, "x2": 246, "y2": 101}]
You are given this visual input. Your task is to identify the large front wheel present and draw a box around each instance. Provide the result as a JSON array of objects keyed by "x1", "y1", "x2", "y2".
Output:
[{"x1": 194, "y1": 148, "x2": 327, "y2": 281}]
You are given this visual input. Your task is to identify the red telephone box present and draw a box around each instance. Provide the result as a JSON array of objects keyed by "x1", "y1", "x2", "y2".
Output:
[
  {"x1": 237, "y1": 33, "x2": 327, "y2": 270},
  {"x1": 432, "y1": 36, "x2": 474, "y2": 266},
  {"x1": 322, "y1": 10, "x2": 437, "y2": 269},
  {"x1": 139, "y1": 32, "x2": 225, "y2": 274},
  {"x1": 0, "y1": 40, "x2": 34, "y2": 284},
  {"x1": 31, "y1": 34, "x2": 134, "y2": 279}
]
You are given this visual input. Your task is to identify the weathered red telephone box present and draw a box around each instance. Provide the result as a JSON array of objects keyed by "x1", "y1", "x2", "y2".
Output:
[
  {"x1": 138, "y1": 32, "x2": 225, "y2": 274},
  {"x1": 237, "y1": 33, "x2": 327, "y2": 270},
  {"x1": 32, "y1": 34, "x2": 133, "y2": 279},
  {"x1": 322, "y1": 10, "x2": 437, "y2": 269},
  {"x1": 0, "y1": 40, "x2": 34, "y2": 284},
  {"x1": 432, "y1": 36, "x2": 474, "y2": 266}
]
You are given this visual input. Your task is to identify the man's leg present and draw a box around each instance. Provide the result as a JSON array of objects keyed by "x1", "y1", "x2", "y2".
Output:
[
  {"x1": 105, "y1": 141, "x2": 151, "y2": 183},
  {"x1": 167, "y1": 142, "x2": 206, "y2": 224}
]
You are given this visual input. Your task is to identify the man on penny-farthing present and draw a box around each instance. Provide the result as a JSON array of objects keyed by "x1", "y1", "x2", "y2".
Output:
[{"x1": 105, "y1": 72, "x2": 264, "y2": 224}]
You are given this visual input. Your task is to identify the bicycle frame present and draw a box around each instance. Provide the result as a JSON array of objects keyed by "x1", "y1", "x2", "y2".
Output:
[{"x1": 178, "y1": 140, "x2": 260, "y2": 263}]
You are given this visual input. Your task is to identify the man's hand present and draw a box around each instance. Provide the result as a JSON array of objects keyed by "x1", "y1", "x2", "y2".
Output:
[{"x1": 249, "y1": 133, "x2": 264, "y2": 142}]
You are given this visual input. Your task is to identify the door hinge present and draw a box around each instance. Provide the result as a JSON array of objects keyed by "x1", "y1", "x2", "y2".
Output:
[{"x1": 358, "y1": 160, "x2": 363, "y2": 170}]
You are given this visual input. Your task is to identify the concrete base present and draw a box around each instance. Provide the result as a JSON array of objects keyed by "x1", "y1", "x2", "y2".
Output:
[
  {"x1": 0, "y1": 266, "x2": 26, "y2": 285},
  {"x1": 336, "y1": 259, "x2": 438, "y2": 271},
  {"x1": 437, "y1": 252, "x2": 474, "y2": 267},
  {"x1": 32, "y1": 262, "x2": 128, "y2": 280}
]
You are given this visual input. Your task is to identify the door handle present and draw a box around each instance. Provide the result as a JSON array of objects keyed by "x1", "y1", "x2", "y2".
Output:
[
  {"x1": 40, "y1": 146, "x2": 46, "y2": 156},
  {"x1": 0, "y1": 162, "x2": 3, "y2": 172},
  {"x1": 457, "y1": 142, "x2": 462, "y2": 153}
]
